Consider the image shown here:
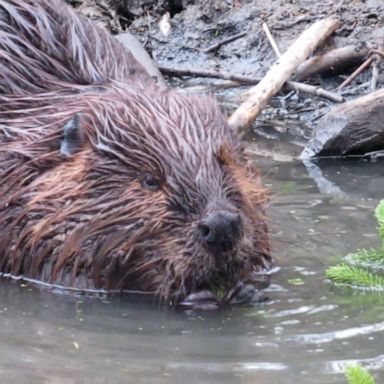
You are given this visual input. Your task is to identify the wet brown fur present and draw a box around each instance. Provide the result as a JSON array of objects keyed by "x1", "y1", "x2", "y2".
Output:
[{"x1": 0, "y1": 0, "x2": 272, "y2": 300}]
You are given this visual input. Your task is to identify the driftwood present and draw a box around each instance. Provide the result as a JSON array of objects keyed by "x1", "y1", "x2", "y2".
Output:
[
  {"x1": 228, "y1": 17, "x2": 341, "y2": 131},
  {"x1": 260, "y1": 22, "x2": 343, "y2": 103},
  {"x1": 294, "y1": 45, "x2": 369, "y2": 81},
  {"x1": 300, "y1": 88, "x2": 384, "y2": 158}
]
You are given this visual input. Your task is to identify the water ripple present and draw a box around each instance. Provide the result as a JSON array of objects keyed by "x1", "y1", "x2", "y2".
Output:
[
  {"x1": 291, "y1": 321, "x2": 384, "y2": 344},
  {"x1": 325, "y1": 354, "x2": 384, "y2": 374}
]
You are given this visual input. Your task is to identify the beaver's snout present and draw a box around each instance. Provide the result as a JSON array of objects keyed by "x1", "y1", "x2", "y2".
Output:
[{"x1": 199, "y1": 210, "x2": 243, "y2": 252}]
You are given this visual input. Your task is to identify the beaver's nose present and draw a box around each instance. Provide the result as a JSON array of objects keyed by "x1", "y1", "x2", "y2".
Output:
[{"x1": 199, "y1": 211, "x2": 243, "y2": 251}]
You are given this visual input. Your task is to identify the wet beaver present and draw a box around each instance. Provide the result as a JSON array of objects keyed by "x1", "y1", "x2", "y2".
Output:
[{"x1": 0, "y1": 0, "x2": 272, "y2": 306}]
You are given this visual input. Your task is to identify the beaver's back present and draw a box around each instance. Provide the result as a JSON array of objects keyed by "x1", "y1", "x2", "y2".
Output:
[{"x1": 0, "y1": 0, "x2": 152, "y2": 95}]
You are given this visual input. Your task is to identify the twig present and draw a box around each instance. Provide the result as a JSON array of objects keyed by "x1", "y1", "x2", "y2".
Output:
[
  {"x1": 370, "y1": 49, "x2": 384, "y2": 59},
  {"x1": 159, "y1": 65, "x2": 342, "y2": 102},
  {"x1": 228, "y1": 17, "x2": 341, "y2": 131},
  {"x1": 371, "y1": 56, "x2": 379, "y2": 91},
  {"x1": 337, "y1": 56, "x2": 374, "y2": 90},
  {"x1": 159, "y1": 66, "x2": 261, "y2": 84},
  {"x1": 286, "y1": 81, "x2": 343, "y2": 102},
  {"x1": 179, "y1": 81, "x2": 242, "y2": 94},
  {"x1": 262, "y1": 22, "x2": 343, "y2": 102},
  {"x1": 262, "y1": 23, "x2": 281, "y2": 56},
  {"x1": 202, "y1": 31, "x2": 247, "y2": 54}
]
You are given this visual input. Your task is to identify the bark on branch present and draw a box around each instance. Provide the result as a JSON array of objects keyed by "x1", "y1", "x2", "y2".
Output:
[{"x1": 228, "y1": 17, "x2": 341, "y2": 132}]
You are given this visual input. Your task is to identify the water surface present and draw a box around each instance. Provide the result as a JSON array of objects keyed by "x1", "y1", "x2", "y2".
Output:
[{"x1": 1, "y1": 158, "x2": 384, "y2": 384}]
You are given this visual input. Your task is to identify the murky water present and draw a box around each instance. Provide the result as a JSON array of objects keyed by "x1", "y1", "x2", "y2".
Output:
[{"x1": 1, "y1": 158, "x2": 384, "y2": 384}]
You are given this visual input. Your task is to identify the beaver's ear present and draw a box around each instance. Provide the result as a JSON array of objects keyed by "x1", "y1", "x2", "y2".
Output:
[{"x1": 60, "y1": 114, "x2": 84, "y2": 157}]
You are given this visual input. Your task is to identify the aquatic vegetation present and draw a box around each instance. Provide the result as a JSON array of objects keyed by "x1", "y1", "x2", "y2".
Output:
[
  {"x1": 345, "y1": 364, "x2": 376, "y2": 384},
  {"x1": 326, "y1": 200, "x2": 384, "y2": 289},
  {"x1": 326, "y1": 264, "x2": 384, "y2": 288}
]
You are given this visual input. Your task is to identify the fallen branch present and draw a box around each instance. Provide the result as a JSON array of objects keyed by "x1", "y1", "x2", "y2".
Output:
[
  {"x1": 158, "y1": 66, "x2": 261, "y2": 84},
  {"x1": 262, "y1": 23, "x2": 281, "y2": 57},
  {"x1": 286, "y1": 81, "x2": 343, "y2": 102},
  {"x1": 337, "y1": 56, "x2": 374, "y2": 90},
  {"x1": 228, "y1": 17, "x2": 341, "y2": 131},
  {"x1": 202, "y1": 31, "x2": 247, "y2": 54},
  {"x1": 160, "y1": 65, "x2": 343, "y2": 102},
  {"x1": 261, "y1": 22, "x2": 343, "y2": 102},
  {"x1": 294, "y1": 45, "x2": 369, "y2": 81}
]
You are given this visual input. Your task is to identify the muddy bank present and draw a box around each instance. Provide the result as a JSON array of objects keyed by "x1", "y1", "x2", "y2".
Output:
[{"x1": 70, "y1": 0, "x2": 384, "y2": 160}]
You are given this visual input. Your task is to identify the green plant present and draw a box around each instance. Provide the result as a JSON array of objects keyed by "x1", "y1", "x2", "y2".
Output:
[
  {"x1": 345, "y1": 364, "x2": 376, "y2": 384},
  {"x1": 326, "y1": 200, "x2": 384, "y2": 290}
]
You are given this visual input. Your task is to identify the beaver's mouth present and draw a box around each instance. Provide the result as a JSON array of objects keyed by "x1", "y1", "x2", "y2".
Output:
[{"x1": 187, "y1": 256, "x2": 246, "y2": 296}]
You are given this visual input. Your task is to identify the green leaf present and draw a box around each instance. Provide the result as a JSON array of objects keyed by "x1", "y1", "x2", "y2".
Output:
[
  {"x1": 374, "y1": 199, "x2": 384, "y2": 241},
  {"x1": 326, "y1": 264, "x2": 384, "y2": 289},
  {"x1": 345, "y1": 364, "x2": 376, "y2": 384},
  {"x1": 287, "y1": 278, "x2": 305, "y2": 286}
]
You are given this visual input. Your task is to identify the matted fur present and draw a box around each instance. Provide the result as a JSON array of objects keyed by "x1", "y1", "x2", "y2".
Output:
[{"x1": 0, "y1": 0, "x2": 271, "y2": 300}]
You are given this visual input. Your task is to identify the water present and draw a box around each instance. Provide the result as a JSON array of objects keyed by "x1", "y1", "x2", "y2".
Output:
[{"x1": 1, "y1": 159, "x2": 384, "y2": 384}]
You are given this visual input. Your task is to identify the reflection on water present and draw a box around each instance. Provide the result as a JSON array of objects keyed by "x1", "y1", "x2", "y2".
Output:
[{"x1": 1, "y1": 159, "x2": 384, "y2": 384}]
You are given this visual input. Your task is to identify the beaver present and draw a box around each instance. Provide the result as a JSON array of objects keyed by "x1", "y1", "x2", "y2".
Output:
[{"x1": 0, "y1": 0, "x2": 272, "y2": 307}]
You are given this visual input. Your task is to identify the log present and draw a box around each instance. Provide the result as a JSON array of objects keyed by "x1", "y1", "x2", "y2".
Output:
[
  {"x1": 228, "y1": 17, "x2": 341, "y2": 132},
  {"x1": 294, "y1": 45, "x2": 369, "y2": 81},
  {"x1": 300, "y1": 88, "x2": 384, "y2": 158}
]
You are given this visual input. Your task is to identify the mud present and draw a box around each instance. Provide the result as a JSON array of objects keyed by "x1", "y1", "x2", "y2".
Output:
[{"x1": 70, "y1": 0, "x2": 384, "y2": 159}]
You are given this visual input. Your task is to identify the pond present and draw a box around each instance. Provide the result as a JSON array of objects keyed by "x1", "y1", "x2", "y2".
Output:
[{"x1": 1, "y1": 157, "x2": 384, "y2": 384}]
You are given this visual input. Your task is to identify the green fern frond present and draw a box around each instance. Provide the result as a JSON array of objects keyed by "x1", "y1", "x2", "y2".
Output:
[
  {"x1": 345, "y1": 364, "x2": 376, "y2": 384},
  {"x1": 374, "y1": 199, "x2": 384, "y2": 242},
  {"x1": 326, "y1": 264, "x2": 384, "y2": 289},
  {"x1": 347, "y1": 248, "x2": 384, "y2": 269}
]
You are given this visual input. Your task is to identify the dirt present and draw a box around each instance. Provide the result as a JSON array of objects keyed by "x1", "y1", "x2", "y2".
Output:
[{"x1": 69, "y1": 0, "x2": 384, "y2": 161}]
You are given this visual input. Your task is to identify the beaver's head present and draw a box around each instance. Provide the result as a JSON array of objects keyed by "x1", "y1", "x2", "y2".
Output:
[{"x1": 0, "y1": 87, "x2": 271, "y2": 301}]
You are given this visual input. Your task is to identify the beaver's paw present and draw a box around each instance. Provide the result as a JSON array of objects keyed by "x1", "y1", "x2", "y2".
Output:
[
  {"x1": 179, "y1": 290, "x2": 220, "y2": 311},
  {"x1": 179, "y1": 283, "x2": 267, "y2": 312},
  {"x1": 222, "y1": 282, "x2": 268, "y2": 305}
]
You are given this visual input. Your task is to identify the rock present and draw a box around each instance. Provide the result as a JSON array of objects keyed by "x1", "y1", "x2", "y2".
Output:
[{"x1": 300, "y1": 88, "x2": 384, "y2": 159}]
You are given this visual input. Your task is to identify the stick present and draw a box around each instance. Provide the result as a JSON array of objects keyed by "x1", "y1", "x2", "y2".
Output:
[
  {"x1": 262, "y1": 23, "x2": 281, "y2": 56},
  {"x1": 286, "y1": 81, "x2": 343, "y2": 102},
  {"x1": 337, "y1": 56, "x2": 374, "y2": 90},
  {"x1": 158, "y1": 65, "x2": 261, "y2": 84},
  {"x1": 294, "y1": 45, "x2": 369, "y2": 81},
  {"x1": 202, "y1": 31, "x2": 247, "y2": 54},
  {"x1": 262, "y1": 22, "x2": 343, "y2": 102},
  {"x1": 228, "y1": 17, "x2": 341, "y2": 131},
  {"x1": 159, "y1": 65, "x2": 343, "y2": 102},
  {"x1": 371, "y1": 56, "x2": 379, "y2": 91}
]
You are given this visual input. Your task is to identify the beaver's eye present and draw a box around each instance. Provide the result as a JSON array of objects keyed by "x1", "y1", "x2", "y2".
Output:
[{"x1": 141, "y1": 174, "x2": 160, "y2": 191}]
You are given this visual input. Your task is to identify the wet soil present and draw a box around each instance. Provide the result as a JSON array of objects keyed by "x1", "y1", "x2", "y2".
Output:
[{"x1": 70, "y1": 0, "x2": 384, "y2": 160}]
